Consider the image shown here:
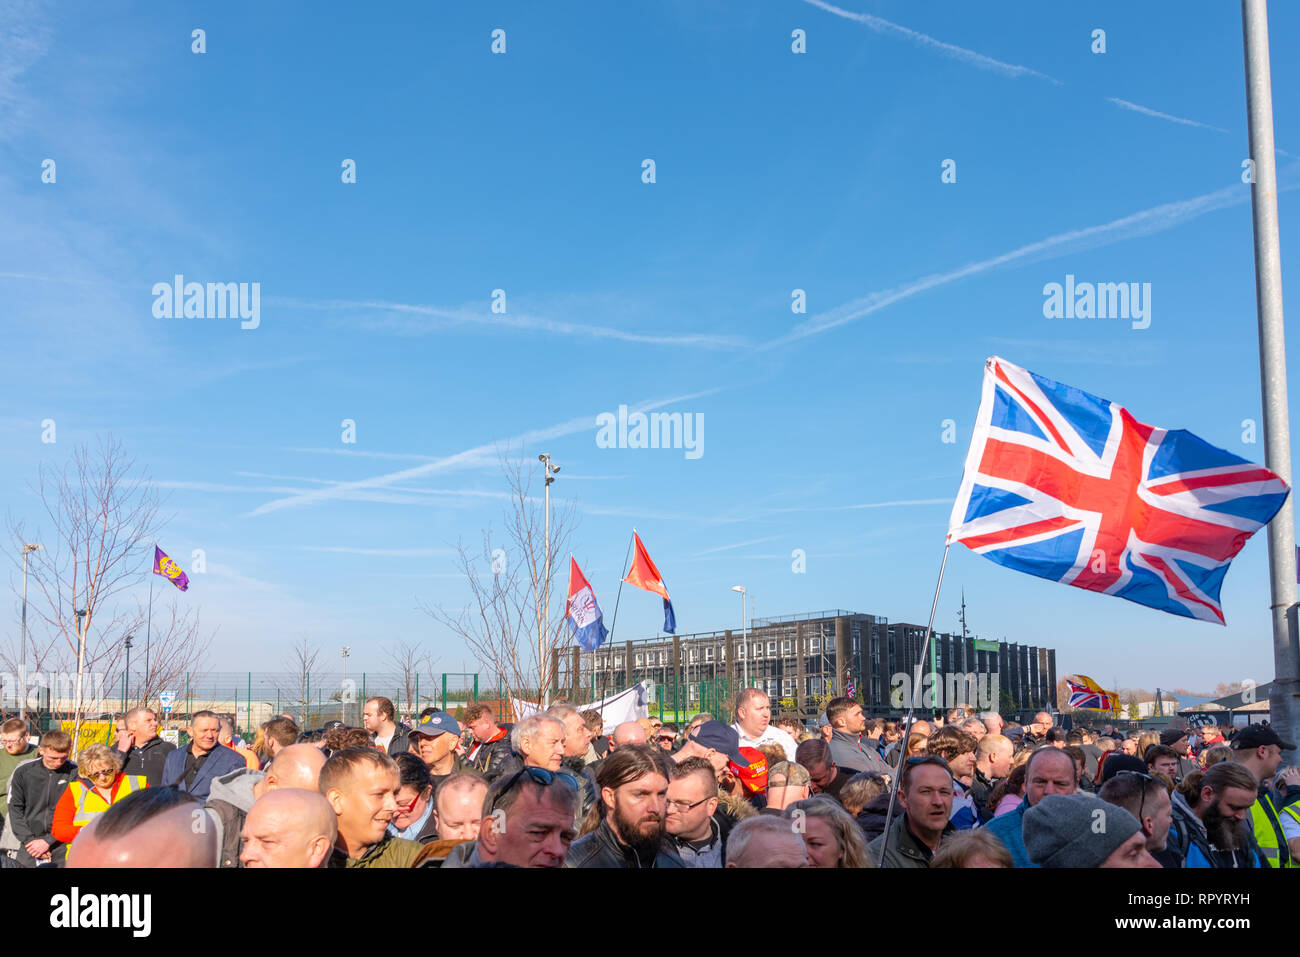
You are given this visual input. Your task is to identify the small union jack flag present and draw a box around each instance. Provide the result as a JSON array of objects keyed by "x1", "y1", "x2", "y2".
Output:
[
  {"x1": 948, "y1": 357, "x2": 1288, "y2": 624},
  {"x1": 1065, "y1": 675, "x2": 1116, "y2": 712}
]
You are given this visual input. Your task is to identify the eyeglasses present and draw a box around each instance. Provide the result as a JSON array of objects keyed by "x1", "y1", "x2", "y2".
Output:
[
  {"x1": 85, "y1": 768, "x2": 117, "y2": 780},
  {"x1": 666, "y1": 796, "x2": 710, "y2": 813},
  {"x1": 489, "y1": 766, "x2": 579, "y2": 814},
  {"x1": 1115, "y1": 770, "x2": 1156, "y2": 823}
]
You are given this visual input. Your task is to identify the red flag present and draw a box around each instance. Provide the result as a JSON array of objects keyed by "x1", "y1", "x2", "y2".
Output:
[{"x1": 623, "y1": 531, "x2": 675, "y2": 633}]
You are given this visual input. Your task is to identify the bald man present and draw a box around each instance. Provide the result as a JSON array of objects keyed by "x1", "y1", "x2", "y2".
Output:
[
  {"x1": 434, "y1": 774, "x2": 489, "y2": 841},
  {"x1": 69, "y1": 789, "x2": 216, "y2": 868},
  {"x1": 611, "y1": 721, "x2": 648, "y2": 750},
  {"x1": 240, "y1": 789, "x2": 336, "y2": 868},
  {"x1": 207, "y1": 742, "x2": 328, "y2": 866}
]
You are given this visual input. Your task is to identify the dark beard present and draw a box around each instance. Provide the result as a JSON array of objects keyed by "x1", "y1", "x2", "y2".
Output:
[
  {"x1": 614, "y1": 801, "x2": 665, "y2": 858},
  {"x1": 1202, "y1": 802, "x2": 1242, "y2": 851}
]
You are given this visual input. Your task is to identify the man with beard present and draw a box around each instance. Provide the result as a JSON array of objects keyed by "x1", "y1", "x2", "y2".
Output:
[
  {"x1": 1229, "y1": 723, "x2": 1297, "y2": 867},
  {"x1": 564, "y1": 745, "x2": 683, "y2": 868},
  {"x1": 1168, "y1": 762, "x2": 1266, "y2": 868}
]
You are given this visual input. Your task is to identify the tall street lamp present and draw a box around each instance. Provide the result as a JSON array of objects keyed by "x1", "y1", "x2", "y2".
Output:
[
  {"x1": 19, "y1": 543, "x2": 42, "y2": 722},
  {"x1": 124, "y1": 635, "x2": 134, "y2": 707},
  {"x1": 731, "y1": 585, "x2": 747, "y2": 689},
  {"x1": 538, "y1": 453, "x2": 560, "y2": 706}
]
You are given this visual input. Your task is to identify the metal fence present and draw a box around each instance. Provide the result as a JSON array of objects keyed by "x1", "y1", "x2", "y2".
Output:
[{"x1": 5, "y1": 670, "x2": 496, "y2": 734}]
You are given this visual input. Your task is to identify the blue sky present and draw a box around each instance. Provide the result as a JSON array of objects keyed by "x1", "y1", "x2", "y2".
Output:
[{"x1": 2, "y1": 0, "x2": 1298, "y2": 692}]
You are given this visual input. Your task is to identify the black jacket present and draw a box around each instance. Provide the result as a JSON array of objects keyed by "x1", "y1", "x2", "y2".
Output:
[
  {"x1": 856, "y1": 790, "x2": 902, "y2": 843},
  {"x1": 563, "y1": 819, "x2": 685, "y2": 869},
  {"x1": 969, "y1": 769, "x2": 997, "y2": 823},
  {"x1": 468, "y1": 732, "x2": 514, "y2": 782},
  {"x1": 120, "y1": 736, "x2": 176, "y2": 788},
  {"x1": 9, "y1": 758, "x2": 77, "y2": 867},
  {"x1": 383, "y1": 726, "x2": 412, "y2": 758}
]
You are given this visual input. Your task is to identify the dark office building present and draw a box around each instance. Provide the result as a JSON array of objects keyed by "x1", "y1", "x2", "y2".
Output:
[{"x1": 565, "y1": 608, "x2": 1056, "y2": 719}]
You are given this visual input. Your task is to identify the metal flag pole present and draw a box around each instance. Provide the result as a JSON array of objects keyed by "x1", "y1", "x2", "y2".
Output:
[
  {"x1": 1242, "y1": 0, "x2": 1300, "y2": 745},
  {"x1": 877, "y1": 541, "x2": 951, "y2": 868},
  {"x1": 145, "y1": 571, "x2": 153, "y2": 713},
  {"x1": 598, "y1": 531, "x2": 636, "y2": 713}
]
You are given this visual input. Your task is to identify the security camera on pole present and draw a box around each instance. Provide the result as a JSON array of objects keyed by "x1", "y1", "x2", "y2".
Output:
[{"x1": 538, "y1": 453, "x2": 560, "y2": 707}]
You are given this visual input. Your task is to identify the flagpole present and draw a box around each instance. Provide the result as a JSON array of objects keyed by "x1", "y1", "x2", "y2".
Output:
[
  {"x1": 599, "y1": 532, "x2": 636, "y2": 711},
  {"x1": 877, "y1": 541, "x2": 951, "y2": 868},
  {"x1": 1242, "y1": 0, "x2": 1300, "y2": 747},
  {"x1": 145, "y1": 569, "x2": 153, "y2": 713}
]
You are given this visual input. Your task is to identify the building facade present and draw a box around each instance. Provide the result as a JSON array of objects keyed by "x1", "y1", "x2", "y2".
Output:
[{"x1": 566, "y1": 608, "x2": 1056, "y2": 719}]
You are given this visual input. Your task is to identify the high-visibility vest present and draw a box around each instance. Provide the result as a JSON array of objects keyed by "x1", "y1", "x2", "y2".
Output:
[
  {"x1": 68, "y1": 774, "x2": 147, "y2": 828},
  {"x1": 1250, "y1": 792, "x2": 1300, "y2": 868}
]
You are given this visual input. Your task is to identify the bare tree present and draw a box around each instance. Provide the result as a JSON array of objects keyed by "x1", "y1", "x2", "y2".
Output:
[
  {"x1": 277, "y1": 636, "x2": 321, "y2": 728},
  {"x1": 382, "y1": 639, "x2": 430, "y2": 720},
  {"x1": 6, "y1": 439, "x2": 175, "y2": 750},
  {"x1": 129, "y1": 598, "x2": 213, "y2": 711},
  {"x1": 422, "y1": 453, "x2": 577, "y2": 712}
]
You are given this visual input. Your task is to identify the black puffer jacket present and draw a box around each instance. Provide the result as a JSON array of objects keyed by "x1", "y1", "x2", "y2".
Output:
[
  {"x1": 468, "y1": 732, "x2": 514, "y2": 782},
  {"x1": 563, "y1": 819, "x2": 685, "y2": 869}
]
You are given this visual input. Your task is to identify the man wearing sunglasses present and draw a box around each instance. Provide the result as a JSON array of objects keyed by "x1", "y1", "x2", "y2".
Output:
[
  {"x1": 1099, "y1": 769, "x2": 1175, "y2": 866},
  {"x1": 443, "y1": 765, "x2": 579, "y2": 868},
  {"x1": 867, "y1": 755, "x2": 956, "y2": 868}
]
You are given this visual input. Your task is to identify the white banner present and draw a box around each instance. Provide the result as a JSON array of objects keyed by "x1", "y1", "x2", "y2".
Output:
[{"x1": 513, "y1": 681, "x2": 650, "y2": 728}]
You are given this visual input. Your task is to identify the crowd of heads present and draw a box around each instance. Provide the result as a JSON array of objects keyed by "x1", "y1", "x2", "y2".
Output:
[{"x1": 1, "y1": 692, "x2": 1294, "y2": 871}]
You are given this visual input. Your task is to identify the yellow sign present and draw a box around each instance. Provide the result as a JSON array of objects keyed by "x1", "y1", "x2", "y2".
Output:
[{"x1": 59, "y1": 721, "x2": 113, "y2": 759}]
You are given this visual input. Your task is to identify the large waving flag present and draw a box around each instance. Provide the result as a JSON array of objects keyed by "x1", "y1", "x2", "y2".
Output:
[
  {"x1": 566, "y1": 557, "x2": 608, "y2": 651},
  {"x1": 153, "y1": 545, "x2": 190, "y2": 592},
  {"x1": 1065, "y1": 675, "x2": 1118, "y2": 712},
  {"x1": 623, "y1": 531, "x2": 676, "y2": 633},
  {"x1": 948, "y1": 357, "x2": 1288, "y2": 624}
]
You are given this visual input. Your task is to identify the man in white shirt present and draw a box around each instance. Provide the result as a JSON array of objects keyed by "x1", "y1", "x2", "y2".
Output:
[{"x1": 731, "y1": 688, "x2": 797, "y2": 761}]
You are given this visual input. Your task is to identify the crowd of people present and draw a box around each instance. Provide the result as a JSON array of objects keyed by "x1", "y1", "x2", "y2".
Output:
[{"x1": 0, "y1": 687, "x2": 1296, "y2": 869}]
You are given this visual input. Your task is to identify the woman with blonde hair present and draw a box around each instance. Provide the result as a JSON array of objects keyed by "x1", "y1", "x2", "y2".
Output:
[
  {"x1": 932, "y1": 828, "x2": 1013, "y2": 868},
  {"x1": 788, "y1": 796, "x2": 873, "y2": 868},
  {"x1": 51, "y1": 743, "x2": 147, "y2": 846}
]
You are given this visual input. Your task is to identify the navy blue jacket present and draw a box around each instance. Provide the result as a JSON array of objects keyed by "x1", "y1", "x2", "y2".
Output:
[{"x1": 161, "y1": 744, "x2": 247, "y2": 802}]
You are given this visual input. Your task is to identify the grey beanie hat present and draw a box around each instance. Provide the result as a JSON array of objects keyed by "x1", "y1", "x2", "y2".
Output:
[{"x1": 1023, "y1": 793, "x2": 1142, "y2": 868}]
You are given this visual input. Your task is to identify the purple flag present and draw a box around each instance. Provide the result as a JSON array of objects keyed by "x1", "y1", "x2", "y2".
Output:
[{"x1": 154, "y1": 546, "x2": 190, "y2": 592}]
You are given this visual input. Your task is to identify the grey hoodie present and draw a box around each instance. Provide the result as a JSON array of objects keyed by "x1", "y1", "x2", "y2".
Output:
[{"x1": 205, "y1": 768, "x2": 265, "y2": 868}]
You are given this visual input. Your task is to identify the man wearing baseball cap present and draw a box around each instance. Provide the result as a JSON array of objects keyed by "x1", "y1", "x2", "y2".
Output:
[
  {"x1": 1023, "y1": 793, "x2": 1160, "y2": 868},
  {"x1": 408, "y1": 712, "x2": 467, "y2": 794},
  {"x1": 1230, "y1": 723, "x2": 1298, "y2": 868},
  {"x1": 674, "y1": 720, "x2": 747, "y2": 782},
  {"x1": 764, "y1": 761, "x2": 811, "y2": 813}
]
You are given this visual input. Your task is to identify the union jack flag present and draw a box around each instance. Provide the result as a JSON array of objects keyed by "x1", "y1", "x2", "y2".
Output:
[
  {"x1": 948, "y1": 357, "x2": 1289, "y2": 624},
  {"x1": 1065, "y1": 675, "x2": 1117, "y2": 712}
]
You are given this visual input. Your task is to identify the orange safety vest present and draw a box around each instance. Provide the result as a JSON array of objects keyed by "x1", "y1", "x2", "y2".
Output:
[{"x1": 68, "y1": 774, "x2": 147, "y2": 827}]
